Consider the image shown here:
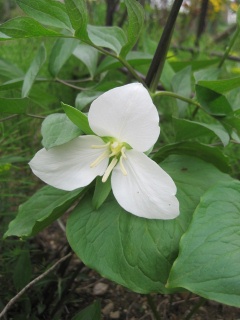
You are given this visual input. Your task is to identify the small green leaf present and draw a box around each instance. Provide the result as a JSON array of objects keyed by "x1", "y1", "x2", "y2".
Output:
[
  {"x1": 0, "y1": 58, "x2": 24, "y2": 79},
  {"x1": 92, "y1": 177, "x2": 111, "y2": 210},
  {"x1": 173, "y1": 118, "x2": 230, "y2": 146},
  {"x1": 120, "y1": 0, "x2": 145, "y2": 57},
  {"x1": 71, "y1": 301, "x2": 101, "y2": 320},
  {"x1": 49, "y1": 38, "x2": 79, "y2": 77},
  {"x1": 22, "y1": 43, "x2": 46, "y2": 97},
  {"x1": 16, "y1": 0, "x2": 72, "y2": 30},
  {"x1": 0, "y1": 97, "x2": 37, "y2": 114},
  {"x1": 4, "y1": 186, "x2": 84, "y2": 238},
  {"x1": 75, "y1": 91, "x2": 102, "y2": 110},
  {"x1": 198, "y1": 77, "x2": 240, "y2": 94},
  {"x1": 0, "y1": 17, "x2": 59, "y2": 39},
  {"x1": 172, "y1": 66, "x2": 192, "y2": 116},
  {"x1": 153, "y1": 141, "x2": 230, "y2": 173},
  {"x1": 13, "y1": 249, "x2": 32, "y2": 291},
  {"x1": 41, "y1": 113, "x2": 82, "y2": 149},
  {"x1": 167, "y1": 181, "x2": 240, "y2": 307},
  {"x1": 73, "y1": 43, "x2": 98, "y2": 78},
  {"x1": 0, "y1": 78, "x2": 24, "y2": 91},
  {"x1": 61, "y1": 102, "x2": 94, "y2": 135},
  {"x1": 65, "y1": 0, "x2": 89, "y2": 39},
  {"x1": 87, "y1": 25, "x2": 127, "y2": 56}
]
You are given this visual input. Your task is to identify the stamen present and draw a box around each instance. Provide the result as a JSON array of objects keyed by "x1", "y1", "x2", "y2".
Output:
[
  {"x1": 102, "y1": 157, "x2": 118, "y2": 182},
  {"x1": 120, "y1": 155, "x2": 127, "y2": 176},
  {"x1": 121, "y1": 147, "x2": 127, "y2": 159},
  {"x1": 91, "y1": 142, "x2": 110, "y2": 149},
  {"x1": 90, "y1": 150, "x2": 109, "y2": 168}
]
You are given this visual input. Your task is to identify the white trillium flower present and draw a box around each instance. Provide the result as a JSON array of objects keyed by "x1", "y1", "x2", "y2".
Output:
[{"x1": 29, "y1": 83, "x2": 179, "y2": 219}]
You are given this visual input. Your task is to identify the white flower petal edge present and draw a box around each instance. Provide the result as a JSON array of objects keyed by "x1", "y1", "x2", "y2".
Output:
[
  {"x1": 88, "y1": 83, "x2": 160, "y2": 152},
  {"x1": 29, "y1": 136, "x2": 109, "y2": 191},
  {"x1": 111, "y1": 150, "x2": 179, "y2": 219}
]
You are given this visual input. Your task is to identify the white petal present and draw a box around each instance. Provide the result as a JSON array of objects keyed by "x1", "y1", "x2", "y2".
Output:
[
  {"x1": 88, "y1": 83, "x2": 160, "y2": 152},
  {"x1": 111, "y1": 150, "x2": 179, "y2": 219},
  {"x1": 29, "y1": 136, "x2": 109, "y2": 191}
]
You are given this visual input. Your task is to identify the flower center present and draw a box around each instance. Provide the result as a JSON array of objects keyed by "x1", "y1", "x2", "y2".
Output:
[{"x1": 90, "y1": 140, "x2": 128, "y2": 182}]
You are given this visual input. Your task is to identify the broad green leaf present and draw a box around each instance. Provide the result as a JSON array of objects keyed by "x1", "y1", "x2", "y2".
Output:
[
  {"x1": 92, "y1": 177, "x2": 111, "y2": 210},
  {"x1": 22, "y1": 43, "x2": 46, "y2": 97},
  {"x1": 71, "y1": 301, "x2": 101, "y2": 320},
  {"x1": 0, "y1": 17, "x2": 59, "y2": 40},
  {"x1": 17, "y1": 0, "x2": 72, "y2": 30},
  {"x1": 75, "y1": 91, "x2": 102, "y2": 110},
  {"x1": 4, "y1": 186, "x2": 84, "y2": 238},
  {"x1": 73, "y1": 43, "x2": 98, "y2": 78},
  {"x1": 0, "y1": 58, "x2": 24, "y2": 79},
  {"x1": 172, "y1": 66, "x2": 192, "y2": 116},
  {"x1": 167, "y1": 181, "x2": 240, "y2": 307},
  {"x1": 49, "y1": 38, "x2": 79, "y2": 77},
  {"x1": 0, "y1": 97, "x2": 37, "y2": 114},
  {"x1": 65, "y1": 0, "x2": 89, "y2": 40},
  {"x1": 152, "y1": 141, "x2": 230, "y2": 173},
  {"x1": 120, "y1": 0, "x2": 145, "y2": 57},
  {"x1": 67, "y1": 155, "x2": 232, "y2": 294},
  {"x1": 173, "y1": 118, "x2": 230, "y2": 146},
  {"x1": 87, "y1": 25, "x2": 127, "y2": 56},
  {"x1": 160, "y1": 60, "x2": 175, "y2": 91},
  {"x1": 41, "y1": 113, "x2": 82, "y2": 149},
  {"x1": 62, "y1": 102, "x2": 94, "y2": 135},
  {"x1": 196, "y1": 84, "x2": 233, "y2": 116}
]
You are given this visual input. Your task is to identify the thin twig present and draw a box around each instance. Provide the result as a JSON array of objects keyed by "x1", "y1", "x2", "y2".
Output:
[
  {"x1": 26, "y1": 114, "x2": 45, "y2": 119},
  {"x1": 0, "y1": 252, "x2": 72, "y2": 319},
  {"x1": 0, "y1": 114, "x2": 18, "y2": 122},
  {"x1": 56, "y1": 78, "x2": 88, "y2": 90}
]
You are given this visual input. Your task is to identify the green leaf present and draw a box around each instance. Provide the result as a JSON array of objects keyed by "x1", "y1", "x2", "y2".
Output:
[
  {"x1": 22, "y1": 43, "x2": 46, "y2": 97},
  {"x1": 75, "y1": 91, "x2": 102, "y2": 110},
  {"x1": 92, "y1": 177, "x2": 111, "y2": 210},
  {"x1": 73, "y1": 43, "x2": 98, "y2": 78},
  {"x1": 167, "y1": 181, "x2": 240, "y2": 307},
  {"x1": 171, "y1": 66, "x2": 192, "y2": 116},
  {"x1": 198, "y1": 77, "x2": 240, "y2": 94},
  {"x1": 66, "y1": 155, "x2": 232, "y2": 294},
  {"x1": 0, "y1": 58, "x2": 24, "y2": 79},
  {"x1": 0, "y1": 78, "x2": 24, "y2": 91},
  {"x1": 196, "y1": 84, "x2": 233, "y2": 116},
  {"x1": 0, "y1": 17, "x2": 59, "y2": 40},
  {"x1": 170, "y1": 59, "x2": 219, "y2": 72},
  {"x1": 120, "y1": 0, "x2": 145, "y2": 57},
  {"x1": 97, "y1": 51, "x2": 152, "y2": 74},
  {"x1": 41, "y1": 113, "x2": 82, "y2": 149},
  {"x1": 152, "y1": 141, "x2": 230, "y2": 173},
  {"x1": 16, "y1": 0, "x2": 72, "y2": 30},
  {"x1": 237, "y1": 6, "x2": 240, "y2": 26},
  {"x1": 0, "y1": 97, "x2": 37, "y2": 114},
  {"x1": 4, "y1": 186, "x2": 84, "y2": 238},
  {"x1": 87, "y1": 25, "x2": 127, "y2": 56},
  {"x1": 61, "y1": 102, "x2": 94, "y2": 135},
  {"x1": 173, "y1": 117, "x2": 230, "y2": 146},
  {"x1": 160, "y1": 60, "x2": 175, "y2": 91},
  {"x1": 194, "y1": 67, "x2": 220, "y2": 82},
  {"x1": 49, "y1": 38, "x2": 79, "y2": 77},
  {"x1": 13, "y1": 249, "x2": 32, "y2": 290},
  {"x1": 65, "y1": 0, "x2": 89, "y2": 39},
  {"x1": 71, "y1": 301, "x2": 101, "y2": 320}
]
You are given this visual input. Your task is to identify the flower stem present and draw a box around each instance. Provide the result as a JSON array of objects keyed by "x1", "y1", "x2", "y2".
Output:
[
  {"x1": 218, "y1": 25, "x2": 240, "y2": 69},
  {"x1": 153, "y1": 91, "x2": 201, "y2": 109},
  {"x1": 184, "y1": 297, "x2": 206, "y2": 320},
  {"x1": 146, "y1": 294, "x2": 161, "y2": 320},
  {"x1": 145, "y1": 0, "x2": 184, "y2": 92}
]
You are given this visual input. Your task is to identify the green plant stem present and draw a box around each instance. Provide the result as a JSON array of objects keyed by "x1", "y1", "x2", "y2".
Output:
[
  {"x1": 153, "y1": 91, "x2": 201, "y2": 109},
  {"x1": 184, "y1": 297, "x2": 206, "y2": 320},
  {"x1": 218, "y1": 26, "x2": 240, "y2": 68},
  {"x1": 117, "y1": 56, "x2": 146, "y2": 86},
  {"x1": 145, "y1": 0, "x2": 184, "y2": 92},
  {"x1": 146, "y1": 295, "x2": 161, "y2": 320}
]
